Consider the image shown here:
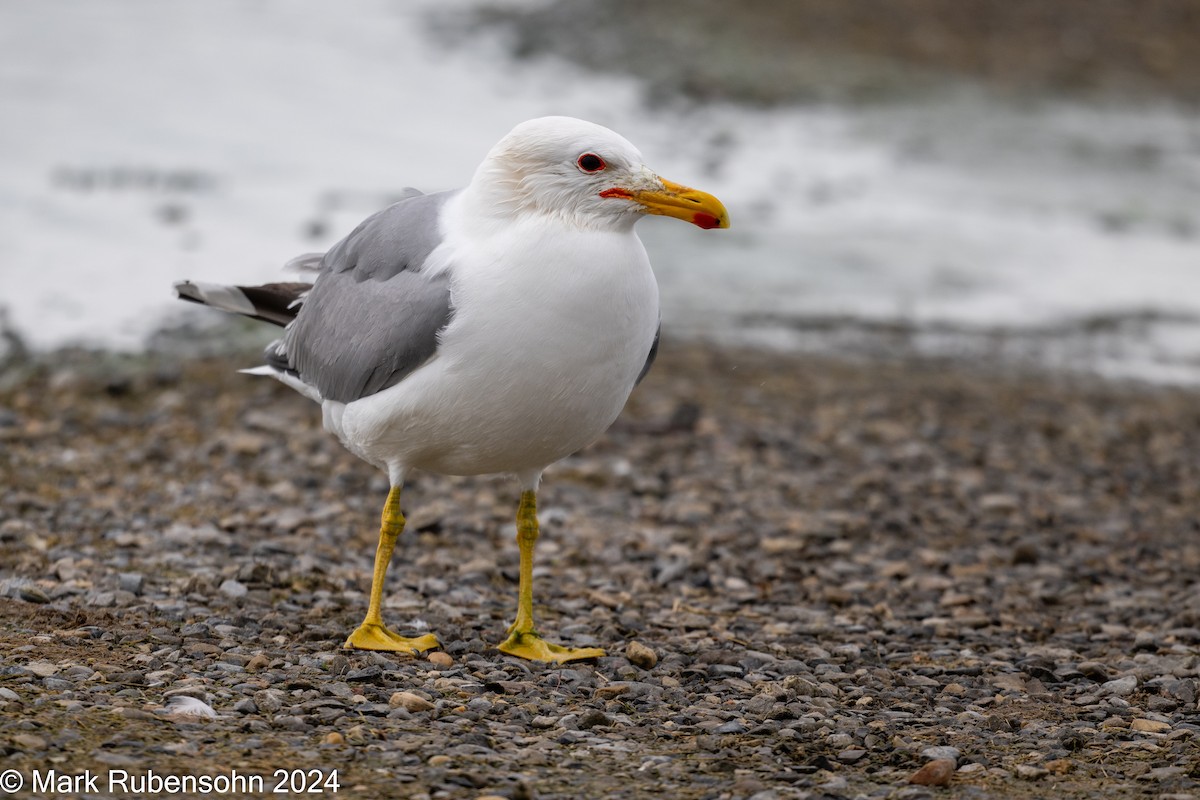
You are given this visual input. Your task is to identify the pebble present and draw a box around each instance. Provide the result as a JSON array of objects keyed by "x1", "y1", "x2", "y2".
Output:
[
  {"x1": 909, "y1": 759, "x2": 955, "y2": 786},
  {"x1": 1130, "y1": 718, "x2": 1171, "y2": 733},
  {"x1": 346, "y1": 666, "x2": 383, "y2": 682},
  {"x1": 428, "y1": 651, "x2": 454, "y2": 668},
  {"x1": 837, "y1": 748, "x2": 868, "y2": 763},
  {"x1": 246, "y1": 653, "x2": 271, "y2": 671},
  {"x1": 577, "y1": 709, "x2": 611, "y2": 730},
  {"x1": 254, "y1": 690, "x2": 284, "y2": 713},
  {"x1": 219, "y1": 579, "x2": 248, "y2": 599},
  {"x1": 24, "y1": 661, "x2": 59, "y2": 677},
  {"x1": 118, "y1": 572, "x2": 144, "y2": 594},
  {"x1": 390, "y1": 691, "x2": 434, "y2": 712},
  {"x1": 13, "y1": 733, "x2": 48, "y2": 751},
  {"x1": 1100, "y1": 676, "x2": 1138, "y2": 697},
  {"x1": 625, "y1": 641, "x2": 658, "y2": 669},
  {"x1": 920, "y1": 745, "x2": 960, "y2": 764}
]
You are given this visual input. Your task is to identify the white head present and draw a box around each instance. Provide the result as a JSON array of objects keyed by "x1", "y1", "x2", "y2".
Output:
[{"x1": 467, "y1": 116, "x2": 728, "y2": 233}]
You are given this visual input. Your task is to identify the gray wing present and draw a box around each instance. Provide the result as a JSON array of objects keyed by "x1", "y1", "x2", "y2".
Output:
[{"x1": 275, "y1": 190, "x2": 458, "y2": 404}]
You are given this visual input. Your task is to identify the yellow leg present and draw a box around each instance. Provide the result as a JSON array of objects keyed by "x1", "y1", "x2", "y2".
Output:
[
  {"x1": 498, "y1": 490, "x2": 605, "y2": 663},
  {"x1": 344, "y1": 486, "x2": 440, "y2": 653}
]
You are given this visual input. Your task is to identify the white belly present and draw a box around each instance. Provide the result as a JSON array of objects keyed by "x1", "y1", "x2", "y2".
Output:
[{"x1": 328, "y1": 218, "x2": 660, "y2": 480}]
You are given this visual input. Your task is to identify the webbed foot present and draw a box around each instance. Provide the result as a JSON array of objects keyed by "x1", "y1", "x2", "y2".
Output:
[
  {"x1": 498, "y1": 630, "x2": 605, "y2": 663},
  {"x1": 344, "y1": 622, "x2": 440, "y2": 653}
]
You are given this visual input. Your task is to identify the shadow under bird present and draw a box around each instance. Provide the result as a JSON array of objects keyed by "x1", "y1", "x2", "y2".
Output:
[{"x1": 176, "y1": 116, "x2": 729, "y2": 662}]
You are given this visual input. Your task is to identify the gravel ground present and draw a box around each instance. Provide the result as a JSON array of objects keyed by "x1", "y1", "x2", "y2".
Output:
[{"x1": 1, "y1": 341, "x2": 1199, "y2": 799}]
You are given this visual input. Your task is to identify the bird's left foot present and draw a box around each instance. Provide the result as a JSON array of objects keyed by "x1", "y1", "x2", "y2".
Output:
[
  {"x1": 344, "y1": 622, "x2": 440, "y2": 653},
  {"x1": 498, "y1": 630, "x2": 605, "y2": 663}
]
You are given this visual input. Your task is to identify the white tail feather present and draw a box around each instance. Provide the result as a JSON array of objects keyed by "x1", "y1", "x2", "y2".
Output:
[
  {"x1": 175, "y1": 281, "x2": 256, "y2": 316},
  {"x1": 240, "y1": 365, "x2": 323, "y2": 403}
]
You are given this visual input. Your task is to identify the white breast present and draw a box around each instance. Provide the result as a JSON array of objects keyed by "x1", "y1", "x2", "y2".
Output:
[{"x1": 330, "y1": 201, "x2": 660, "y2": 480}]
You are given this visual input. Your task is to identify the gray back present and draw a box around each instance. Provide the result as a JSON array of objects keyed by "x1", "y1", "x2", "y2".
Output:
[{"x1": 281, "y1": 190, "x2": 457, "y2": 403}]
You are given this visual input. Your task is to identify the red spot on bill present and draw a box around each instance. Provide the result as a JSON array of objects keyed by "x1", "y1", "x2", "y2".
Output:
[
  {"x1": 692, "y1": 212, "x2": 721, "y2": 229},
  {"x1": 599, "y1": 188, "x2": 633, "y2": 199}
]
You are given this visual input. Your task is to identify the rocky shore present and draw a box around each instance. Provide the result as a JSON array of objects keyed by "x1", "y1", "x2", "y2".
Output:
[{"x1": 1, "y1": 341, "x2": 1198, "y2": 799}]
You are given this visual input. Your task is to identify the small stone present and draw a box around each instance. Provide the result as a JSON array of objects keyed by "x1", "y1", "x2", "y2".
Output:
[
  {"x1": 1099, "y1": 676, "x2": 1138, "y2": 697},
  {"x1": 13, "y1": 733, "x2": 48, "y2": 750},
  {"x1": 428, "y1": 651, "x2": 453, "y2": 668},
  {"x1": 1145, "y1": 766, "x2": 1187, "y2": 781},
  {"x1": 322, "y1": 732, "x2": 345, "y2": 745},
  {"x1": 577, "y1": 709, "x2": 611, "y2": 730},
  {"x1": 1016, "y1": 765, "x2": 1049, "y2": 780},
  {"x1": 24, "y1": 661, "x2": 58, "y2": 677},
  {"x1": 19, "y1": 585, "x2": 50, "y2": 604},
  {"x1": 715, "y1": 721, "x2": 747, "y2": 734},
  {"x1": 254, "y1": 689, "x2": 284, "y2": 713},
  {"x1": 1078, "y1": 661, "x2": 1111, "y2": 681},
  {"x1": 428, "y1": 755, "x2": 451, "y2": 767},
  {"x1": 219, "y1": 579, "x2": 248, "y2": 599},
  {"x1": 246, "y1": 654, "x2": 271, "y2": 671},
  {"x1": 920, "y1": 746, "x2": 961, "y2": 764},
  {"x1": 1130, "y1": 718, "x2": 1171, "y2": 733},
  {"x1": 466, "y1": 697, "x2": 492, "y2": 714},
  {"x1": 390, "y1": 691, "x2": 434, "y2": 712},
  {"x1": 346, "y1": 665, "x2": 382, "y2": 682},
  {"x1": 826, "y1": 732, "x2": 854, "y2": 748},
  {"x1": 232, "y1": 698, "x2": 258, "y2": 714},
  {"x1": 1164, "y1": 679, "x2": 1197, "y2": 705},
  {"x1": 626, "y1": 641, "x2": 658, "y2": 669},
  {"x1": 837, "y1": 749, "x2": 868, "y2": 763},
  {"x1": 909, "y1": 759, "x2": 955, "y2": 786},
  {"x1": 118, "y1": 572, "x2": 144, "y2": 594},
  {"x1": 273, "y1": 715, "x2": 312, "y2": 732},
  {"x1": 594, "y1": 684, "x2": 630, "y2": 700}
]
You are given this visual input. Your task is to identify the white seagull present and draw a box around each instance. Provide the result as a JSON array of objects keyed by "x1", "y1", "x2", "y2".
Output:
[{"x1": 176, "y1": 116, "x2": 729, "y2": 662}]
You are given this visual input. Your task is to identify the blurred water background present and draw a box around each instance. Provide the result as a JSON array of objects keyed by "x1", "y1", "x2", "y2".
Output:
[{"x1": 2, "y1": 0, "x2": 1199, "y2": 381}]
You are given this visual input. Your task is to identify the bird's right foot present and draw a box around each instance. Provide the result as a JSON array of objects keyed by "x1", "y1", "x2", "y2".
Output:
[
  {"x1": 344, "y1": 622, "x2": 440, "y2": 653},
  {"x1": 498, "y1": 630, "x2": 605, "y2": 663}
]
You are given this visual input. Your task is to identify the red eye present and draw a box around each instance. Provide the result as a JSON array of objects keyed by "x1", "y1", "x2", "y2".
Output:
[{"x1": 576, "y1": 153, "x2": 606, "y2": 173}]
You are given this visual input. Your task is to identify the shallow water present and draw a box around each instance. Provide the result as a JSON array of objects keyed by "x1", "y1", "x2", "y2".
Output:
[{"x1": 2, "y1": 0, "x2": 1199, "y2": 382}]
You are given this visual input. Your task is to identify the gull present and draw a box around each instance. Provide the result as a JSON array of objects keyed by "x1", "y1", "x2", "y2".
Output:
[{"x1": 176, "y1": 116, "x2": 729, "y2": 662}]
